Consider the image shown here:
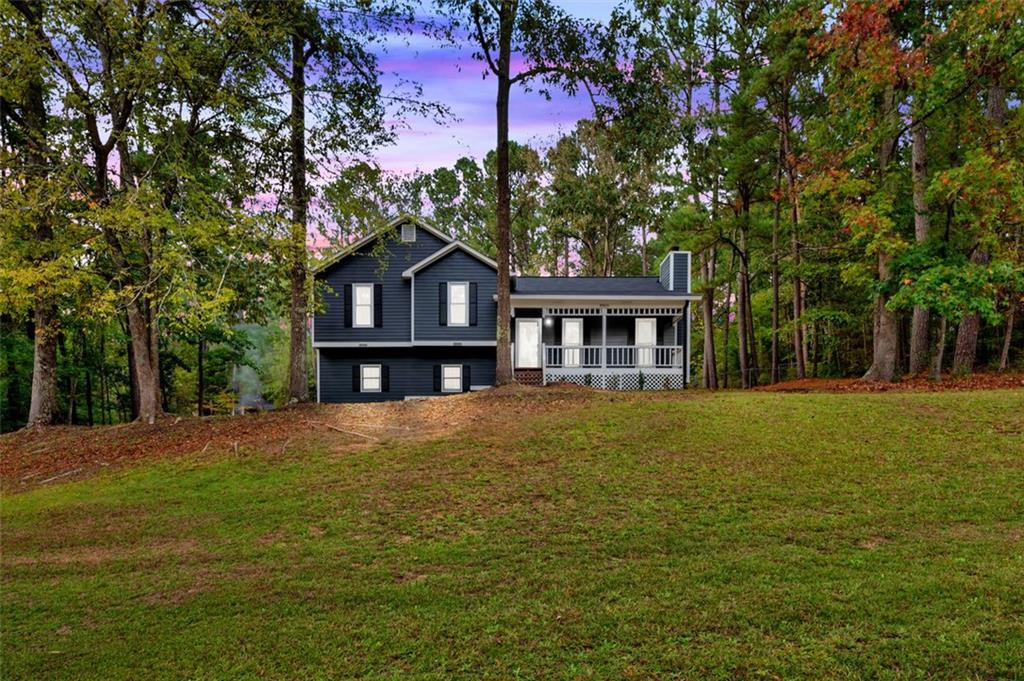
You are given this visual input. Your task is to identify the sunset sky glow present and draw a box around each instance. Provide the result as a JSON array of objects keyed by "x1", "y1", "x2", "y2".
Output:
[{"x1": 372, "y1": 1, "x2": 617, "y2": 174}]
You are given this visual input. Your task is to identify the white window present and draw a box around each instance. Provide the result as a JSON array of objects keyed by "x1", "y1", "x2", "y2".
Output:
[
  {"x1": 353, "y1": 283, "x2": 373, "y2": 328},
  {"x1": 636, "y1": 318, "x2": 656, "y2": 367},
  {"x1": 401, "y1": 223, "x2": 416, "y2": 242},
  {"x1": 361, "y1": 364, "x2": 381, "y2": 392},
  {"x1": 448, "y1": 282, "x2": 468, "y2": 327},
  {"x1": 563, "y1": 318, "x2": 583, "y2": 367},
  {"x1": 442, "y1": 365, "x2": 462, "y2": 393}
]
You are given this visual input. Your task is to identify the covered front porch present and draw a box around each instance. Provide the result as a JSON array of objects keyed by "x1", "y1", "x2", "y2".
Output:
[{"x1": 510, "y1": 303, "x2": 691, "y2": 390}]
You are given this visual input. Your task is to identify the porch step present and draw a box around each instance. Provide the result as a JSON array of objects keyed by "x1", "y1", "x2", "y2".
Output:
[{"x1": 514, "y1": 369, "x2": 544, "y2": 386}]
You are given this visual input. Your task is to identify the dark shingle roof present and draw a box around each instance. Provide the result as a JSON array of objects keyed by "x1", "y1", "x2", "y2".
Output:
[{"x1": 511, "y1": 276, "x2": 676, "y2": 296}]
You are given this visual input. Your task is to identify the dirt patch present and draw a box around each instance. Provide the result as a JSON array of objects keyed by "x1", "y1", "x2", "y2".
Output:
[
  {"x1": 0, "y1": 385, "x2": 596, "y2": 493},
  {"x1": 4, "y1": 538, "x2": 211, "y2": 567},
  {"x1": 757, "y1": 372, "x2": 1024, "y2": 393}
]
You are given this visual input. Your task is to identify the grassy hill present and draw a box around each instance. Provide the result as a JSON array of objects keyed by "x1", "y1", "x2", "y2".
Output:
[{"x1": 3, "y1": 388, "x2": 1023, "y2": 678}]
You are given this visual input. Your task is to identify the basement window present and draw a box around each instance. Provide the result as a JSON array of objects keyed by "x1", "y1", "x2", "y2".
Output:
[
  {"x1": 442, "y1": 365, "x2": 462, "y2": 393},
  {"x1": 401, "y1": 223, "x2": 416, "y2": 242},
  {"x1": 361, "y1": 365, "x2": 381, "y2": 393}
]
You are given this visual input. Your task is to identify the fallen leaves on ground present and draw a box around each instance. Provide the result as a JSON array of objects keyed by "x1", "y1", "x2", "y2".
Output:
[
  {"x1": 756, "y1": 372, "x2": 1024, "y2": 393},
  {"x1": 0, "y1": 385, "x2": 593, "y2": 492}
]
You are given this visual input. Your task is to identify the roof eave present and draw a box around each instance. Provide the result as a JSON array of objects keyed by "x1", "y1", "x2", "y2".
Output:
[{"x1": 312, "y1": 214, "x2": 453, "y2": 274}]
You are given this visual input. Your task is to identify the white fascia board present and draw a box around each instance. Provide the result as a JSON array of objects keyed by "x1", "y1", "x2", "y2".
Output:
[
  {"x1": 401, "y1": 240, "x2": 498, "y2": 278},
  {"x1": 314, "y1": 342, "x2": 414, "y2": 348},
  {"x1": 505, "y1": 294, "x2": 702, "y2": 304},
  {"x1": 414, "y1": 340, "x2": 496, "y2": 346}
]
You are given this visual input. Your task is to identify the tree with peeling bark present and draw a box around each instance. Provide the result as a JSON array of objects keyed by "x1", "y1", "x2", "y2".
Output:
[{"x1": 433, "y1": 0, "x2": 597, "y2": 385}]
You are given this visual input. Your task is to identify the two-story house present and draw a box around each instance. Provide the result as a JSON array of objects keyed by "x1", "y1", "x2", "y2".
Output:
[{"x1": 313, "y1": 215, "x2": 700, "y2": 402}]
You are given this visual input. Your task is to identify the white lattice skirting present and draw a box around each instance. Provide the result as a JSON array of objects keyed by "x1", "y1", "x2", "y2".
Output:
[{"x1": 544, "y1": 372, "x2": 687, "y2": 390}]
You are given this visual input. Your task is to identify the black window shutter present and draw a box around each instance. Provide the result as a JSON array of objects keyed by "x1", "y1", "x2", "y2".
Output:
[
  {"x1": 438, "y1": 282, "x2": 447, "y2": 326},
  {"x1": 381, "y1": 364, "x2": 390, "y2": 392},
  {"x1": 469, "y1": 282, "x2": 478, "y2": 326},
  {"x1": 433, "y1": 365, "x2": 442, "y2": 391},
  {"x1": 343, "y1": 284, "x2": 353, "y2": 328},
  {"x1": 462, "y1": 364, "x2": 471, "y2": 392},
  {"x1": 373, "y1": 283, "x2": 383, "y2": 327},
  {"x1": 352, "y1": 365, "x2": 360, "y2": 392}
]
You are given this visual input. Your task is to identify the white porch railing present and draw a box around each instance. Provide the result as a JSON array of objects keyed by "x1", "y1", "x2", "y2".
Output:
[{"x1": 544, "y1": 345, "x2": 685, "y2": 370}]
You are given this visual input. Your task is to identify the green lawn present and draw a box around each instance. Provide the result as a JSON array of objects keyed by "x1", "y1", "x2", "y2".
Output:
[{"x1": 3, "y1": 390, "x2": 1024, "y2": 679}]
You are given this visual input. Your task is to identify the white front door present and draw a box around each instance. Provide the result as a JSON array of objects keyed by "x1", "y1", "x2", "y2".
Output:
[
  {"x1": 563, "y1": 318, "x2": 583, "y2": 367},
  {"x1": 636, "y1": 318, "x2": 656, "y2": 367},
  {"x1": 516, "y1": 318, "x2": 542, "y2": 368}
]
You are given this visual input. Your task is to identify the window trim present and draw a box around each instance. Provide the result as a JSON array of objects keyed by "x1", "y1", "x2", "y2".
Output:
[
  {"x1": 447, "y1": 281, "x2": 469, "y2": 327},
  {"x1": 401, "y1": 223, "x2": 416, "y2": 242},
  {"x1": 441, "y1": 364, "x2": 463, "y2": 393},
  {"x1": 360, "y1": 364, "x2": 382, "y2": 393},
  {"x1": 352, "y1": 283, "x2": 374, "y2": 328}
]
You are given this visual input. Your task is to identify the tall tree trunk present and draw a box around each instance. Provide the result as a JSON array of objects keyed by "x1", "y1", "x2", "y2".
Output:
[
  {"x1": 931, "y1": 316, "x2": 947, "y2": 380},
  {"x1": 85, "y1": 341, "x2": 94, "y2": 427},
  {"x1": 493, "y1": 3, "x2": 514, "y2": 385},
  {"x1": 126, "y1": 331, "x2": 139, "y2": 420},
  {"x1": 908, "y1": 117, "x2": 930, "y2": 374},
  {"x1": 99, "y1": 153, "x2": 160, "y2": 424},
  {"x1": 147, "y1": 300, "x2": 163, "y2": 410},
  {"x1": 701, "y1": 251, "x2": 718, "y2": 389},
  {"x1": 736, "y1": 267, "x2": 749, "y2": 388},
  {"x1": 771, "y1": 150, "x2": 782, "y2": 384},
  {"x1": 126, "y1": 300, "x2": 160, "y2": 423},
  {"x1": 741, "y1": 238, "x2": 758, "y2": 386},
  {"x1": 197, "y1": 337, "x2": 206, "y2": 416},
  {"x1": 639, "y1": 223, "x2": 648, "y2": 275},
  {"x1": 721, "y1": 251, "x2": 734, "y2": 389},
  {"x1": 22, "y1": 1, "x2": 58, "y2": 428},
  {"x1": 862, "y1": 85, "x2": 900, "y2": 382},
  {"x1": 287, "y1": 23, "x2": 310, "y2": 402},
  {"x1": 781, "y1": 92, "x2": 806, "y2": 380},
  {"x1": 953, "y1": 84, "x2": 1005, "y2": 376},
  {"x1": 998, "y1": 303, "x2": 1015, "y2": 372}
]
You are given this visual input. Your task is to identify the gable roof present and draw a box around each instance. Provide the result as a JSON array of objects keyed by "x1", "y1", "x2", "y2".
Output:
[
  {"x1": 401, "y1": 240, "x2": 498, "y2": 278},
  {"x1": 511, "y1": 276, "x2": 681, "y2": 297},
  {"x1": 312, "y1": 214, "x2": 452, "y2": 274}
]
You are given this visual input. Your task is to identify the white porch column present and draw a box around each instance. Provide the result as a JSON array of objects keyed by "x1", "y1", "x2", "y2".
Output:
[
  {"x1": 601, "y1": 306, "x2": 607, "y2": 389},
  {"x1": 685, "y1": 301, "x2": 691, "y2": 387}
]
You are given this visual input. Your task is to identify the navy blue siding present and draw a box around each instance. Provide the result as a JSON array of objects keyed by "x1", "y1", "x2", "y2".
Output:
[
  {"x1": 658, "y1": 251, "x2": 691, "y2": 294},
  {"x1": 314, "y1": 223, "x2": 447, "y2": 343},
  {"x1": 318, "y1": 347, "x2": 496, "y2": 402},
  {"x1": 677, "y1": 252, "x2": 690, "y2": 293},
  {"x1": 414, "y1": 249, "x2": 497, "y2": 341}
]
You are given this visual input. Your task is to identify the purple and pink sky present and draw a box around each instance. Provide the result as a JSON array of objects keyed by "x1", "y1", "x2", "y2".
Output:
[{"x1": 373, "y1": 1, "x2": 618, "y2": 174}]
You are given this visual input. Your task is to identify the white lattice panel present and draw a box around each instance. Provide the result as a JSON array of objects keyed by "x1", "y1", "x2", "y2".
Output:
[{"x1": 544, "y1": 372, "x2": 687, "y2": 391}]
